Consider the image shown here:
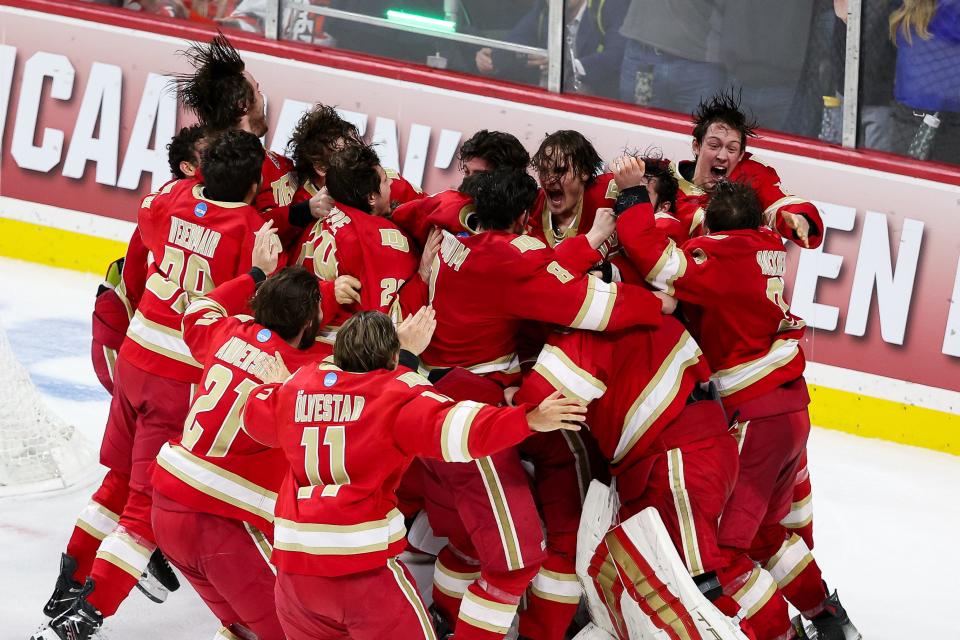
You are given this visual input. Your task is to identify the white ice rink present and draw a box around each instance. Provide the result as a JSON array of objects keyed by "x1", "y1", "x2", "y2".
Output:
[{"x1": 1, "y1": 256, "x2": 958, "y2": 639}]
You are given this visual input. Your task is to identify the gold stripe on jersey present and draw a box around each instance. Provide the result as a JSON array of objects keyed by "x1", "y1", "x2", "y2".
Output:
[
  {"x1": 273, "y1": 509, "x2": 406, "y2": 555},
  {"x1": 388, "y1": 558, "x2": 438, "y2": 640},
  {"x1": 422, "y1": 353, "x2": 521, "y2": 377},
  {"x1": 669, "y1": 161, "x2": 705, "y2": 197},
  {"x1": 126, "y1": 310, "x2": 202, "y2": 368},
  {"x1": 668, "y1": 449, "x2": 703, "y2": 576},
  {"x1": 763, "y1": 195, "x2": 808, "y2": 221},
  {"x1": 476, "y1": 457, "x2": 524, "y2": 571},
  {"x1": 613, "y1": 333, "x2": 702, "y2": 464},
  {"x1": 441, "y1": 401, "x2": 483, "y2": 463},
  {"x1": 646, "y1": 239, "x2": 688, "y2": 296},
  {"x1": 540, "y1": 197, "x2": 583, "y2": 248},
  {"x1": 156, "y1": 443, "x2": 277, "y2": 521},
  {"x1": 459, "y1": 589, "x2": 519, "y2": 635},
  {"x1": 531, "y1": 567, "x2": 582, "y2": 604},
  {"x1": 571, "y1": 277, "x2": 617, "y2": 331},
  {"x1": 711, "y1": 338, "x2": 800, "y2": 397},
  {"x1": 427, "y1": 252, "x2": 441, "y2": 305},
  {"x1": 765, "y1": 533, "x2": 814, "y2": 589},
  {"x1": 533, "y1": 343, "x2": 607, "y2": 403},
  {"x1": 397, "y1": 371, "x2": 431, "y2": 388},
  {"x1": 191, "y1": 183, "x2": 249, "y2": 209},
  {"x1": 689, "y1": 207, "x2": 705, "y2": 236},
  {"x1": 102, "y1": 346, "x2": 117, "y2": 384},
  {"x1": 606, "y1": 532, "x2": 695, "y2": 639},
  {"x1": 184, "y1": 295, "x2": 228, "y2": 320}
]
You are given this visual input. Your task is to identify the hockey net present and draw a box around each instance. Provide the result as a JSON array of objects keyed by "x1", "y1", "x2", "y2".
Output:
[{"x1": 0, "y1": 323, "x2": 97, "y2": 497}]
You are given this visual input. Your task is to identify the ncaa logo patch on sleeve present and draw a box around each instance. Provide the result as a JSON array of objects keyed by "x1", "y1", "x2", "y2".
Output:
[{"x1": 323, "y1": 372, "x2": 338, "y2": 388}]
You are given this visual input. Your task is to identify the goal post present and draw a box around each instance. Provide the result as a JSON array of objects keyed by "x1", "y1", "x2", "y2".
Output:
[{"x1": 0, "y1": 323, "x2": 98, "y2": 497}]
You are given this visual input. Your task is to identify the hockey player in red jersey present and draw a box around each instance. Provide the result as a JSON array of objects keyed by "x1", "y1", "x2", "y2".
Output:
[
  {"x1": 241, "y1": 309, "x2": 587, "y2": 640},
  {"x1": 92, "y1": 124, "x2": 207, "y2": 396},
  {"x1": 35, "y1": 131, "x2": 278, "y2": 640},
  {"x1": 390, "y1": 129, "x2": 530, "y2": 247},
  {"x1": 612, "y1": 158, "x2": 859, "y2": 640},
  {"x1": 418, "y1": 169, "x2": 674, "y2": 640},
  {"x1": 513, "y1": 321, "x2": 760, "y2": 637},
  {"x1": 526, "y1": 130, "x2": 620, "y2": 250},
  {"x1": 291, "y1": 142, "x2": 427, "y2": 335},
  {"x1": 667, "y1": 91, "x2": 823, "y2": 248},
  {"x1": 152, "y1": 258, "x2": 332, "y2": 640},
  {"x1": 175, "y1": 34, "x2": 325, "y2": 247}
]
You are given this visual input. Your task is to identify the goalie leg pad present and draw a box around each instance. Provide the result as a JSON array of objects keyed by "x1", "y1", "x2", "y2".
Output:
[{"x1": 580, "y1": 504, "x2": 750, "y2": 640}]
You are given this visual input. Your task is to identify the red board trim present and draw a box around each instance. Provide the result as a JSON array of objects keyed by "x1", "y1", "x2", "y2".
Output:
[{"x1": 6, "y1": 0, "x2": 960, "y2": 186}]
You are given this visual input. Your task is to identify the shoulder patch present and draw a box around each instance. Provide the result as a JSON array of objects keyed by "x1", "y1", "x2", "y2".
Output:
[
  {"x1": 510, "y1": 235, "x2": 547, "y2": 253},
  {"x1": 604, "y1": 179, "x2": 619, "y2": 200},
  {"x1": 384, "y1": 167, "x2": 400, "y2": 179}
]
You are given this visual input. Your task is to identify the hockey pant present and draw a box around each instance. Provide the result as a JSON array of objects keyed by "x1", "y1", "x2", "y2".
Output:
[
  {"x1": 84, "y1": 356, "x2": 193, "y2": 617},
  {"x1": 515, "y1": 430, "x2": 606, "y2": 640},
  {"x1": 151, "y1": 492, "x2": 284, "y2": 640},
  {"x1": 274, "y1": 561, "x2": 437, "y2": 640},
  {"x1": 422, "y1": 370, "x2": 544, "y2": 639},
  {"x1": 718, "y1": 382, "x2": 829, "y2": 638}
]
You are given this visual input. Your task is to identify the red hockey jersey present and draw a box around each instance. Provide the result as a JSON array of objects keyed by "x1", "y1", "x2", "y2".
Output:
[
  {"x1": 242, "y1": 362, "x2": 535, "y2": 576},
  {"x1": 152, "y1": 273, "x2": 332, "y2": 537},
  {"x1": 670, "y1": 154, "x2": 823, "y2": 248},
  {"x1": 617, "y1": 201, "x2": 807, "y2": 407},
  {"x1": 526, "y1": 173, "x2": 620, "y2": 249},
  {"x1": 390, "y1": 189, "x2": 478, "y2": 249},
  {"x1": 421, "y1": 230, "x2": 663, "y2": 387},
  {"x1": 119, "y1": 178, "x2": 265, "y2": 382},
  {"x1": 290, "y1": 203, "x2": 421, "y2": 335},
  {"x1": 515, "y1": 317, "x2": 711, "y2": 468}
]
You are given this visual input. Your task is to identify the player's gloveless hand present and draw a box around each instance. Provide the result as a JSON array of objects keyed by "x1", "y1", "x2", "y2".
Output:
[
  {"x1": 526, "y1": 391, "x2": 586, "y2": 432},
  {"x1": 252, "y1": 220, "x2": 282, "y2": 273},
  {"x1": 780, "y1": 212, "x2": 811, "y2": 248},
  {"x1": 586, "y1": 207, "x2": 617, "y2": 250},
  {"x1": 419, "y1": 227, "x2": 443, "y2": 283},
  {"x1": 309, "y1": 186, "x2": 335, "y2": 220},
  {"x1": 334, "y1": 275, "x2": 362, "y2": 306},
  {"x1": 654, "y1": 291, "x2": 677, "y2": 315},
  {"x1": 261, "y1": 351, "x2": 292, "y2": 384},
  {"x1": 397, "y1": 306, "x2": 437, "y2": 356},
  {"x1": 611, "y1": 154, "x2": 646, "y2": 191}
]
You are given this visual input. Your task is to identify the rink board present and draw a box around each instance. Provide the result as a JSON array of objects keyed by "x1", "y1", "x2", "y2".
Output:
[{"x1": 0, "y1": 0, "x2": 959, "y2": 454}]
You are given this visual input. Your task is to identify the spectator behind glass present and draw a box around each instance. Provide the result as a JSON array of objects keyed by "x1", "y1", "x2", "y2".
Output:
[
  {"x1": 618, "y1": 0, "x2": 727, "y2": 113},
  {"x1": 718, "y1": 0, "x2": 816, "y2": 133},
  {"x1": 82, "y1": 0, "x2": 266, "y2": 33},
  {"x1": 474, "y1": 0, "x2": 628, "y2": 99},
  {"x1": 889, "y1": 0, "x2": 960, "y2": 164}
]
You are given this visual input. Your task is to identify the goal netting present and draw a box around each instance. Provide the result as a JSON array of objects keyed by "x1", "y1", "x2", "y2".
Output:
[{"x1": 0, "y1": 323, "x2": 97, "y2": 497}]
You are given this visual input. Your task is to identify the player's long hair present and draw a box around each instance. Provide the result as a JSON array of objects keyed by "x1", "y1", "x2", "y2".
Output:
[
  {"x1": 287, "y1": 104, "x2": 361, "y2": 186},
  {"x1": 705, "y1": 181, "x2": 763, "y2": 233},
  {"x1": 889, "y1": 0, "x2": 936, "y2": 44},
  {"x1": 458, "y1": 130, "x2": 531, "y2": 173},
  {"x1": 174, "y1": 33, "x2": 254, "y2": 131},
  {"x1": 251, "y1": 266, "x2": 322, "y2": 347},
  {"x1": 334, "y1": 312, "x2": 400, "y2": 373},
  {"x1": 692, "y1": 90, "x2": 758, "y2": 150},
  {"x1": 531, "y1": 130, "x2": 603, "y2": 186}
]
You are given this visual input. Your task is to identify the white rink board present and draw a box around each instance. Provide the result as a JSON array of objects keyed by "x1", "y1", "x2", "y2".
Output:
[{"x1": 0, "y1": 257, "x2": 958, "y2": 639}]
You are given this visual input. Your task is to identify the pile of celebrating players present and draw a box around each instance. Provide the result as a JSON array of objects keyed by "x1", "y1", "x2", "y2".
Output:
[{"x1": 31, "y1": 35, "x2": 862, "y2": 640}]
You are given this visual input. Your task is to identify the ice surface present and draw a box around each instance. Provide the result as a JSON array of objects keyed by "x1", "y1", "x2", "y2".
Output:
[{"x1": 1, "y1": 257, "x2": 958, "y2": 638}]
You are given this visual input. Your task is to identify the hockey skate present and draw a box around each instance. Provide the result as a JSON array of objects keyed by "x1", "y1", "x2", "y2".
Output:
[
  {"x1": 792, "y1": 589, "x2": 861, "y2": 640},
  {"x1": 42, "y1": 553, "x2": 84, "y2": 619},
  {"x1": 429, "y1": 603, "x2": 455, "y2": 639},
  {"x1": 135, "y1": 548, "x2": 180, "y2": 603},
  {"x1": 32, "y1": 579, "x2": 103, "y2": 640}
]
